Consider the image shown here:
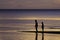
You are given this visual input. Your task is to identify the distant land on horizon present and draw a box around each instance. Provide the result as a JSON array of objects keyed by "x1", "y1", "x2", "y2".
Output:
[{"x1": 0, "y1": 9, "x2": 60, "y2": 11}]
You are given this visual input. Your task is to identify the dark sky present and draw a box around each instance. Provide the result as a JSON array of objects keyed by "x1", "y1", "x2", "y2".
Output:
[{"x1": 0, "y1": 0, "x2": 60, "y2": 9}]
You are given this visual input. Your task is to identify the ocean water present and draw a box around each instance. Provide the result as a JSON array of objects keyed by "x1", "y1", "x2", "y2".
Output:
[{"x1": 0, "y1": 20, "x2": 60, "y2": 40}]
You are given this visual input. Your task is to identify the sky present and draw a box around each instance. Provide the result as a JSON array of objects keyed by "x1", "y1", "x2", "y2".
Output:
[{"x1": 0, "y1": 0, "x2": 60, "y2": 9}]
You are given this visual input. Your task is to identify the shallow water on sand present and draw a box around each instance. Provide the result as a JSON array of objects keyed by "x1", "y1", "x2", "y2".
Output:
[{"x1": 0, "y1": 32, "x2": 60, "y2": 40}]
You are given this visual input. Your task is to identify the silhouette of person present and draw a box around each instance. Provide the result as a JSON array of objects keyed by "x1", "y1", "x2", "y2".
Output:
[
  {"x1": 35, "y1": 20, "x2": 38, "y2": 40},
  {"x1": 41, "y1": 22, "x2": 44, "y2": 40},
  {"x1": 35, "y1": 20, "x2": 38, "y2": 32},
  {"x1": 41, "y1": 22, "x2": 44, "y2": 31}
]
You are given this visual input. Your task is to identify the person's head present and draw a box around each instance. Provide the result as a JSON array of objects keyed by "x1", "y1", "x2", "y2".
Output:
[{"x1": 35, "y1": 20, "x2": 37, "y2": 22}]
